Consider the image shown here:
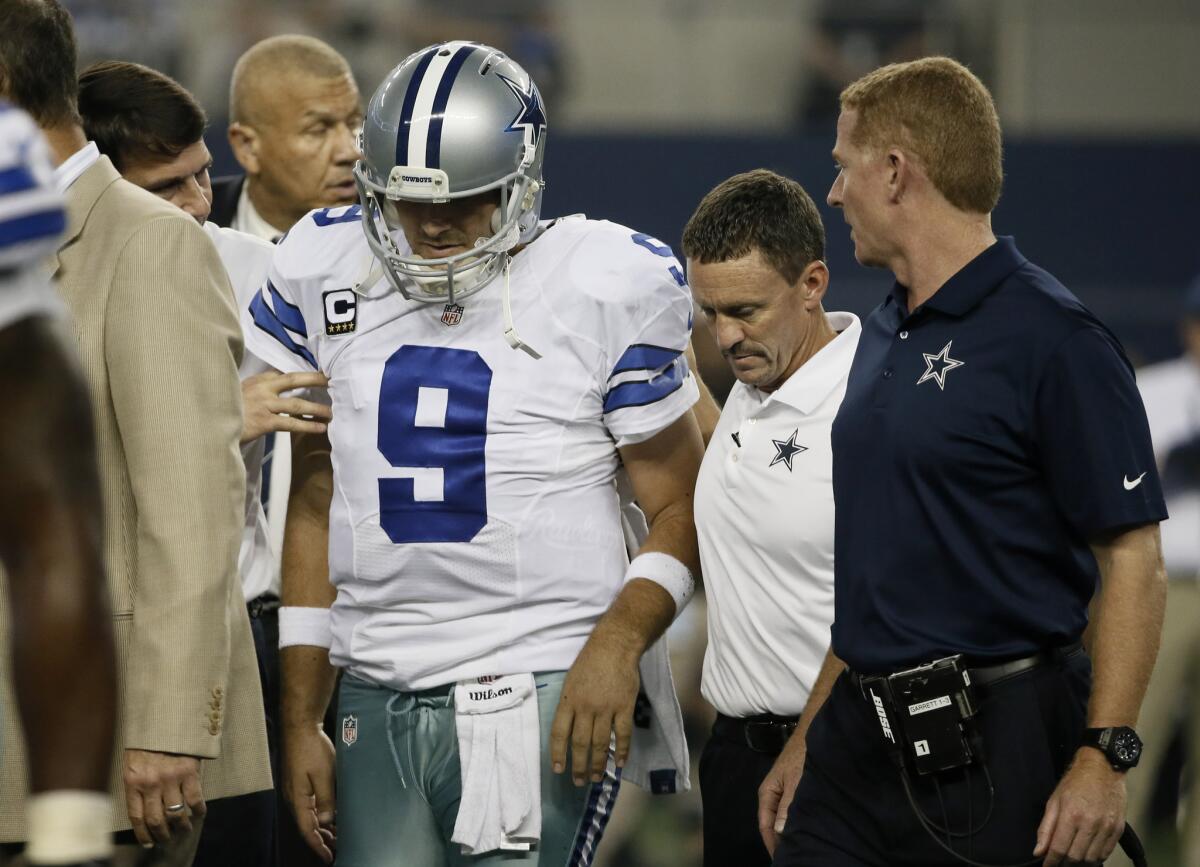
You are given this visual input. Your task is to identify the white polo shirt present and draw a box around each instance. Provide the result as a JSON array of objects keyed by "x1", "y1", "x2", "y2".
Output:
[
  {"x1": 697, "y1": 311, "x2": 860, "y2": 718},
  {"x1": 1137, "y1": 354, "x2": 1200, "y2": 579}
]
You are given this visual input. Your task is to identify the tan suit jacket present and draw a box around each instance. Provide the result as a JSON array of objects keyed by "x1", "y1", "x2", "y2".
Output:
[{"x1": 0, "y1": 157, "x2": 271, "y2": 837}]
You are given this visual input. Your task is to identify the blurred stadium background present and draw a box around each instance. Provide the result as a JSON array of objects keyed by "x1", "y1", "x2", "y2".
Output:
[{"x1": 65, "y1": 0, "x2": 1199, "y2": 863}]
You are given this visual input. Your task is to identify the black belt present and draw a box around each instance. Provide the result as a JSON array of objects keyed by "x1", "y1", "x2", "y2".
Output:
[
  {"x1": 713, "y1": 712, "x2": 798, "y2": 755},
  {"x1": 849, "y1": 642, "x2": 1085, "y2": 697},
  {"x1": 247, "y1": 593, "x2": 280, "y2": 619}
]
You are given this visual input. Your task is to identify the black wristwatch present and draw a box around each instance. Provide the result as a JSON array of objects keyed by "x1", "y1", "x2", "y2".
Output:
[{"x1": 1081, "y1": 726, "x2": 1143, "y2": 771}]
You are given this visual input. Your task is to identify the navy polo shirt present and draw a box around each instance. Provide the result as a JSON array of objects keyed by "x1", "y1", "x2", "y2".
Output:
[{"x1": 831, "y1": 237, "x2": 1167, "y2": 673}]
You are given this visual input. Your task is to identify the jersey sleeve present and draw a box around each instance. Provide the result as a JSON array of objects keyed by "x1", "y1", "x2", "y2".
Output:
[
  {"x1": 598, "y1": 235, "x2": 699, "y2": 448},
  {"x1": 240, "y1": 232, "x2": 320, "y2": 374},
  {"x1": 0, "y1": 104, "x2": 65, "y2": 328},
  {"x1": 1034, "y1": 324, "x2": 1168, "y2": 536}
]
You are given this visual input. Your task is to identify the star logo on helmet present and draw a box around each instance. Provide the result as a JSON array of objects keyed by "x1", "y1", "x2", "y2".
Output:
[{"x1": 498, "y1": 74, "x2": 546, "y2": 146}]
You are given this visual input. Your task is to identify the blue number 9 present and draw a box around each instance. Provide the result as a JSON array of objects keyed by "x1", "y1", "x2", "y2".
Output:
[{"x1": 377, "y1": 345, "x2": 492, "y2": 543}]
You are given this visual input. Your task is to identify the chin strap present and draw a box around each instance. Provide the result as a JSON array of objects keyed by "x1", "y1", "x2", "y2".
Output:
[
  {"x1": 501, "y1": 260, "x2": 542, "y2": 359},
  {"x1": 352, "y1": 252, "x2": 388, "y2": 298}
]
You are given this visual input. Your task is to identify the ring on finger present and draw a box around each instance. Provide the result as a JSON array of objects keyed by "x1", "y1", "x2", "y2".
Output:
[{"x1": 165, "y1": 803, "x2": 186, "y2": 814}]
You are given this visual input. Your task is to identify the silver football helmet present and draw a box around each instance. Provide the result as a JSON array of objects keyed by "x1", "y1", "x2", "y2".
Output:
[{"x1": 354, "y1": 41, "x2": 548, "y2": 304}]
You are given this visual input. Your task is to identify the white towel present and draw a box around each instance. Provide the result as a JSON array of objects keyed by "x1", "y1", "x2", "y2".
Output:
[
  {"x1": 451, "y1": 673, "x2": 542, "y2": 854},
  {"x1": 623, "y1": 634, "x2": 691, "y2": 793}
]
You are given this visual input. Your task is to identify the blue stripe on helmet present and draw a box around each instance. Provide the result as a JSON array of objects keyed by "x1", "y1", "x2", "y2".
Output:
[
  {"x1": 396, "y1": 47, "x2": 438, "y2": 168},
  {"x1": 425, "y1": 45, "x2": 477, "y2": 170}
]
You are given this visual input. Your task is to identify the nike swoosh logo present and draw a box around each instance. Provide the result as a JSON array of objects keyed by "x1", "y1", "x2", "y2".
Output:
[{"x1": 1123, "y1": 473, "x2": 1147, "y2": 491}]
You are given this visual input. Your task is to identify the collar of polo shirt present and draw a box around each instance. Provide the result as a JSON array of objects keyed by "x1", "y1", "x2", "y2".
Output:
[
  {"x1": 754, "y1": 311, "x2": 862, "y2": 414},
  {"x1": 887, "y1": 236, "x2": 1027, "y2": 318}
]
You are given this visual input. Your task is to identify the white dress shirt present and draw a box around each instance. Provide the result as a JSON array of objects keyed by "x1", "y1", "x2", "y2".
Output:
[
  {"x1": 696, "y1": 311, "x2": 861, "y2": 717},
  {"x1": 230, "y1": 181, "x2": 286, "y2": 243},
  {"x1": 52, "y1": 141, "x2": 99, "y2": 193}
]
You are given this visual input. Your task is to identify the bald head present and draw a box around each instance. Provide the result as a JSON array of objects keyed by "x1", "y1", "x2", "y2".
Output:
[
  {"x1": 225, "y1": 34, "x2": 362, "y2": 233},
  {"x1": 229, "y1": 34, "x2": 353, "y2": 126}
]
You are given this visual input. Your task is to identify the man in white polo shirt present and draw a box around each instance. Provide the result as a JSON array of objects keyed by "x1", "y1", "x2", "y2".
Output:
[{"x1": 682, "y1": 169, "x2": 860, "y2": 866}]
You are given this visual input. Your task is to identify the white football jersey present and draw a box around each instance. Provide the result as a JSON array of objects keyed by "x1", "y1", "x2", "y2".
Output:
[
  {"x1": 203, "y1": 221, "x2": 280, "y2": 603},
  {"x1": 242, "y1": 207, "x2": 698, "y2": 690},
  {"x1": 0, "y1": 103, "x2": 64, "y2": 329}
]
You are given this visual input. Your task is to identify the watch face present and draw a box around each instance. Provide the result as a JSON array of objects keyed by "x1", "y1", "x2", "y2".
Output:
[{"x1": 1112, "y1": 729, "x2": 1142, "y2": 766}]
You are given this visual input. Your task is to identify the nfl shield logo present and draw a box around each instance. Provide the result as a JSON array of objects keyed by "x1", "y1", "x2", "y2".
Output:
[
  {"x1": 341, "y1": 714, "x2": 358, "y2": 747},
  {"x1": 441, "y1": 303, "x2": 464, "y2": 326}
]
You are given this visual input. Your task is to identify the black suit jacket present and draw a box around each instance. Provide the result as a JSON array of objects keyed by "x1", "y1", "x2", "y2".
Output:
[{"x1": 209, "y1": 175, "x2": 245, "y2": 229}]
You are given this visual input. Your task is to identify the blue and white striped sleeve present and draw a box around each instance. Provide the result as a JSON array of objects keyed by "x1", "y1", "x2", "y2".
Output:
[
  {"x1": 241, "y1": 273, "x2": 319, "y2": 373},
  {"x1": 601, "y1": 251, "x2": 699, "y2": 448},
  {"x1": 0, "y1": 103, "x2": 65, "y2": 328}
]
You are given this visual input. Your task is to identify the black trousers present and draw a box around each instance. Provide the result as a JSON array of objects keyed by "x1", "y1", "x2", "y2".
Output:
[
  {"x1": 774, "y1": 650, "x2": 1092, "y2": 867},
  {"x1": 700, "y1": 717, "x2": 789, "y2": 867}
]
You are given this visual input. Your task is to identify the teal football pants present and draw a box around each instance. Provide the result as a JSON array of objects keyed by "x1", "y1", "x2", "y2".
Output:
[{"x1": 334, "y1": 671, "x2": 620, "y2": 866}]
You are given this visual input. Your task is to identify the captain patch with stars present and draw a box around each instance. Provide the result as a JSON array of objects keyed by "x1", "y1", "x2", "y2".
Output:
[{"x1": 324, "y1": 288, "x2": 357, "y2": 335}]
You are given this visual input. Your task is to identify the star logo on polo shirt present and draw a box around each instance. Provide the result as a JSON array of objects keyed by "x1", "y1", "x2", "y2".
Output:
[
  {"x1": 917, "y1": 340, "x2": 965, "y2": 391},
  {"x1": 769, "y1": 429, "x2": 808, "y2": 472}
]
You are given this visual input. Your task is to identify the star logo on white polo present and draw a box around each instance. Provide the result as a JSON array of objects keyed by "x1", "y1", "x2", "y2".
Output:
[
  {"x1": 769, "y1": 429, "x2": 807, "y2": 472},
  {"x1": 917, "y1": 340, "x2": 965, "y2": 390}
]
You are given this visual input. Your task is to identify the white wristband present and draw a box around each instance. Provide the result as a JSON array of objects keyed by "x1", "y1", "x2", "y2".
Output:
[
  {"x1": 25, "y1": 790, "x2": 112, "y2": 863},
  {"x1": 624, "y1": 552, "x2": 695, "y2": 618},
  {"x1": 279, "y1": 606, "x2": 333, "y2": 649}
]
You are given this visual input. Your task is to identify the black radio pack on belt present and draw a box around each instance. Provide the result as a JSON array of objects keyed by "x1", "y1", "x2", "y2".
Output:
[
  {"x1": 855, "y1": 652, "x2": 1149, "y2": 867},
  {"x1": 861, "y1": 654, "x2": 978, "y2": 775}
]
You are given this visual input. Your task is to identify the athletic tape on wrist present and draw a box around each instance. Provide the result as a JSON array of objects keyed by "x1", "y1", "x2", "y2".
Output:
[
  {"x1": 278, "y1": 606, "x2": 333, "y2": 649},
  {"x1": 25, "y1": 790, "x2": 112, "y2": 863},
  {"x1": 624, "y1": 551, "x2": 695, "y2": 618}
]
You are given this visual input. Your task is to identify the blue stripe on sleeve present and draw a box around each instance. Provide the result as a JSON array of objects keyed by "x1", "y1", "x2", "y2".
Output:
[
  {"x1": 267, "y1": 281, "x2": 307, "y2": 336},
  {"x1": 603, "y1": 357, "x2": 688, "y2": 414},
  {"x1": 608, "y1": 343, "x2": 682, "y2": 379},
  {"x1": 249, "y1": 291, "x2": 317, "y2": 369},
  {"x1": 0, "y1": 208, "x2": 66, "y2": 250},
  {"x1": 0, "y1": 165, "x2": 37, "y2": 195}
]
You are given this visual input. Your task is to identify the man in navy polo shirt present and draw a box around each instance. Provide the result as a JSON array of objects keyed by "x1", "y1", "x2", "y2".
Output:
[{"x1": 774, "y1": 56, "x2": 1169, "y2": 867}]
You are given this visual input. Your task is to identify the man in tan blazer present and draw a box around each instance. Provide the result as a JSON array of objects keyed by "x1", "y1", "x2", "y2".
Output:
[{"x1": 0, "y1": 2, "x2": 271, "y2": 865}]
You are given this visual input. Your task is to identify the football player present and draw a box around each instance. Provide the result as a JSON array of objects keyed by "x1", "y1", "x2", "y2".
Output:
[
  {"x1": 244, "y1": 43, "x2": 705, "y2": 866},
  {"x1": 0, "y1": 101, "x2": 117, "y2": 867}
]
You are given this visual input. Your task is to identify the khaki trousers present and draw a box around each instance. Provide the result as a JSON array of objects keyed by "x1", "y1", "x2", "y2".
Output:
[{"x1": 1109, "y1": 579, "x2": 1200, "y2": 867}]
